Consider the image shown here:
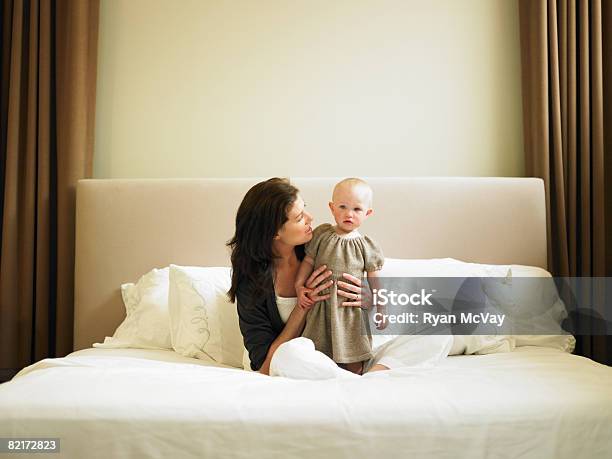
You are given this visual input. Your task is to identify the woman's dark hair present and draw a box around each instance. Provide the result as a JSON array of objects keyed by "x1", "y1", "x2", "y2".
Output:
[{"x1": 227, "y1": 177, "x2": 305, "y2": 303}]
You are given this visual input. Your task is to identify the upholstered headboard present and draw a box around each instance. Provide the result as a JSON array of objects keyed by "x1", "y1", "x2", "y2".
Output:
[{"x1": 73, "y1": 177, "x2": 547, "y2": 351}]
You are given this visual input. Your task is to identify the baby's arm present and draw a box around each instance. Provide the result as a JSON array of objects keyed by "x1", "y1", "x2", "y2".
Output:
[
  {"x1": 295, "y1": 256, "x2": 315, "y2": 309},
  {"x1": 367, "y1": 270, "x2": 387, "y2": 330}
]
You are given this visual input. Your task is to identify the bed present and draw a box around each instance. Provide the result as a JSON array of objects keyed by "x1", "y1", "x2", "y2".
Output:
[{"x1": 1, "y1": 177, "x2": 611, "y2": 459}]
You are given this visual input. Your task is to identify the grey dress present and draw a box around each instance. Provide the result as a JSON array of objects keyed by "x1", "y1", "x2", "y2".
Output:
[{"x1": 302, "y1": 223, "x2": 384, "y2": 363}]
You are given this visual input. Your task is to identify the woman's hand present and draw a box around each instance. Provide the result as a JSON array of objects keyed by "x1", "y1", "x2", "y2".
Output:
[
  {"x1": 337, "y1": 273, "x2": 372, "y2": 308},
  {"x1": 304, "y1": 264, "x2": 333, "y2": 305}
]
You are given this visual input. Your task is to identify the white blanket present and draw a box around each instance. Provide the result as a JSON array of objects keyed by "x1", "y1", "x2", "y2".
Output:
[
  {"x1": 269, "y1": 335, "x2": 454, "y2": 379},
  {"x1": 1, "y1": 347, "x2": 611, "y2": 459}
]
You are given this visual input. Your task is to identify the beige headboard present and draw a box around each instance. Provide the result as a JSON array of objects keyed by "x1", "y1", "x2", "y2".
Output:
[{"x1": 74, "y1": 177, "x2": 547, "y2": 351}]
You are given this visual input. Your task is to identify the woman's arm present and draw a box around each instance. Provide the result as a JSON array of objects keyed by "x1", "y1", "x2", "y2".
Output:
[
  {"x1": 258, "y1": 305, "x2": 308, "y2": 375},
  {"x1": 337, "y1": 271, "x2": 385, "y2": 329},
  {"x1": 237, "y1": 287, "x2": 281, "y2": 373}
]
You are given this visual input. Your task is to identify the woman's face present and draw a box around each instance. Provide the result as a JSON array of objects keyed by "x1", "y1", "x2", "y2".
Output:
[{"x1": 275, "y1": 195, "x2": 313, "y2": 247}]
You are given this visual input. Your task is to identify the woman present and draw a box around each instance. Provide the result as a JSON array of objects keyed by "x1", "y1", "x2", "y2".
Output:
[{"x1": 228, "y1": 178, "x2": 448, "y2": 376}]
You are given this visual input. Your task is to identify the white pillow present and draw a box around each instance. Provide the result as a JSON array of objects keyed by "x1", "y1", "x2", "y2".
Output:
[
  {"x1": 501, "y1": 264, "x2": 575, "y2": 352},
  {"x1": 449, "y1": 335, "x2": 516, "y2": 355},
  {"x1": 168, "y1": 265, "x2": 243, "y2": 368},
  {"x1": 242, "y1": 348, "x2": 252, "y2": 372},
  {"x1": 374, "y1": 258, "x2": 513, "y2": 353},
  {"x1": 379, "y1": 260, "x2": 575, "y2": 353},
  {"x1": 378, "y1": 257, "x2": 511, "y2": 315},
  {"x1": 380, "y1": 257, "x2": 511, "y2": 278},
  {"x1": 93, "y1": 267, "x2": 171, "y2": 350}
]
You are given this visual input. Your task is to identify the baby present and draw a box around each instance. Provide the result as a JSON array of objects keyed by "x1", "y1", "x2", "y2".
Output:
[{"x1": 295, "y1": 178, "x2": 386, "y2": 375}]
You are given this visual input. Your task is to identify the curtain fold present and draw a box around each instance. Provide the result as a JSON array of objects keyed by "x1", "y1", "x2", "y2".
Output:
[
  {"x1": 0, "y1": 0, "x2": 99, "y2": 379},
  {"x1": 519, "y1": 0, "x2": 611, "y2": 364}
]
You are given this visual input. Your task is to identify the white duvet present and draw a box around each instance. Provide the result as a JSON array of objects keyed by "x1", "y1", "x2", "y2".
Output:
[{"x1": 1, "y1": 346, "x2": 611, "y2": 459}]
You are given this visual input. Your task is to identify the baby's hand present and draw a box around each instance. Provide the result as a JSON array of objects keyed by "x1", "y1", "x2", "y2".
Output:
[
  {"x1": 376, "y1": 306, "x2": 388, "y2": 330},
  {"x1": 297, "y1": 286, "x2": 315, "y2": 310}
]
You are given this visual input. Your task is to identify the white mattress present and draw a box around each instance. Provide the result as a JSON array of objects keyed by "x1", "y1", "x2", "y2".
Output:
[{"x1": 1, "y1": 346, "x2": 611, "y2": 459}]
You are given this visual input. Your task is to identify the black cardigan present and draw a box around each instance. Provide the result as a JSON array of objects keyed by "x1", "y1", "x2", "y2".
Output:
[
  {"x1": 236, "y1": 246, "x2": 305, "y2": 371},
  {"x1": 236, "y1": 280, "x2": 285, "y2": 371}
]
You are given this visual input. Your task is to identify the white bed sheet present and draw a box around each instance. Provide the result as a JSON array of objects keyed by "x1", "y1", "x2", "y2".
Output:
[{"x1": 1, "y1": 346, "x2": 611, "y2": 459}]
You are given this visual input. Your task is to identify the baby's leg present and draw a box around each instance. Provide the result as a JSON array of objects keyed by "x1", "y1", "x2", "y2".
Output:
[{"x1": 339, "y1": 360, "x2": 365, "y2": 375}]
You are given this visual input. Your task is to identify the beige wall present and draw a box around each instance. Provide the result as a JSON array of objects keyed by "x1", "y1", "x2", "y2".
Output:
[{"x1": 94, "y1": 0, "x2": 524, "y2": 178}]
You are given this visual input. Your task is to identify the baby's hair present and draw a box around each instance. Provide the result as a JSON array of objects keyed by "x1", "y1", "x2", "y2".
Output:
[{"x1": 333, "y1": 177, "x2": 373, "y2": 208}]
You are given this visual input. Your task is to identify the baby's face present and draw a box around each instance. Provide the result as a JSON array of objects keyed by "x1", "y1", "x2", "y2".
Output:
[{"x1": 328, "y1": 185, "x2": 372, "y2": 233}]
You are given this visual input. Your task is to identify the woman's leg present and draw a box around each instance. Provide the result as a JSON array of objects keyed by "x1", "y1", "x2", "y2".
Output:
[
  {"x1": 366, "y1": 335, "x2": 453, "y2": 372},
  {"x1": 270, "y1": 337, "x2": 359, "y2": 380},
  {"x1": 366, "y1": 363, "x2": 389, "y2": 373}
]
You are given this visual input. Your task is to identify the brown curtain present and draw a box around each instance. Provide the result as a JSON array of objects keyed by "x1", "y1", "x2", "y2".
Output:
[
  {"x1": 519, "y1": 0, "x2": 612, "y2": 365},
  {"x1": 0, "y1": 0, "x2": 99, "y2": 381}
]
